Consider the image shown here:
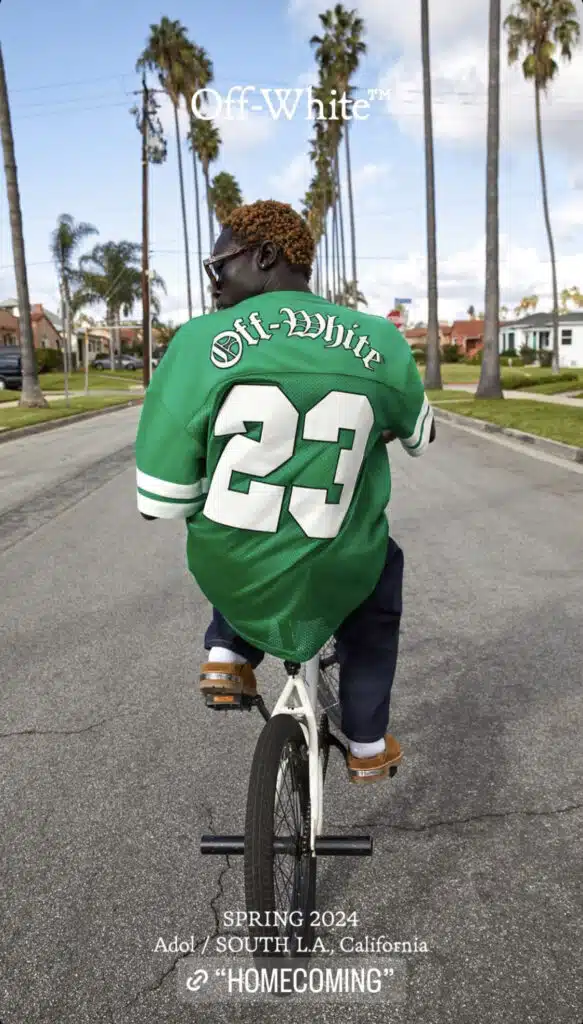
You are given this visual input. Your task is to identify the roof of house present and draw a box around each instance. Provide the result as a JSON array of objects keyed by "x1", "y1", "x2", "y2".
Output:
[
  {"x1": 406, "y1": 327, "x2": 427, "y2": 339},
  {"x1": 0, "y1": 297, "x2": 19, "y2": 309},
  {"x1": 500, "y1": 312, "x2": 583, "y2": 328},
  {"x1": 451, "y1": 318, "x2": 485, "y2": 340}
]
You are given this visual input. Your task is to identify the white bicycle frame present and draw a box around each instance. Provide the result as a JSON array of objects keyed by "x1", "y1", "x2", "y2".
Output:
[{"x1": 270, "y1": 653, "x2": 323, "y2": 855}]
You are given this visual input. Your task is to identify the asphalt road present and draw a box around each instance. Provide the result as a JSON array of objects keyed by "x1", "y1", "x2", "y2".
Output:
[{"x1": 1, "y1": 407, "x2": 582, "y2": 1024}]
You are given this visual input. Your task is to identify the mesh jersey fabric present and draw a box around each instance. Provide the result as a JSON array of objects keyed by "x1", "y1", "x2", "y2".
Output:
[{"x1": 135, "y1": 290, "x2": 433, "y2": 660}]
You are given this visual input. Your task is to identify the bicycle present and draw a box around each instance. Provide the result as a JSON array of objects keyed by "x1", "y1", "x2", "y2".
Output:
[{"x1": 200, "y1": 641, "x2": 397, "y2": 959}]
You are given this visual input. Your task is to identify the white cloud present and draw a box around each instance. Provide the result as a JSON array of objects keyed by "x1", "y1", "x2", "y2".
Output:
[
  {"x1": 269, "y1": 153, "x2": 312, "y2": 203},
  {"x1": 352, "y1": 162, "x2": 390, "y2": 189},
  {"x1": 349, "y1": 233, "x2": 583, "y2": 322},
  {"x1": 156, "y1": 93, "x2": 276, "y2": 155},
  {"x1": 290, "y1": 0, "x2": 583, "y2": 155}
]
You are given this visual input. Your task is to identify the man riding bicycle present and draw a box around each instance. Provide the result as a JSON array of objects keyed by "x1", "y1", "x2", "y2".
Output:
[{"x1": 135, "y1": 200, "x2": 435, "y2": 783}]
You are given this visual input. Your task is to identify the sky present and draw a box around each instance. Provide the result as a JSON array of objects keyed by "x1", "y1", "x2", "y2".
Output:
[{"x1": 0, "y1": 0, "x2": 582, "y2": 326}]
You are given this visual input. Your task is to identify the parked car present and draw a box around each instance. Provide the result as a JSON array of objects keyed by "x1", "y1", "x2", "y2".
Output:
[
  {"x1": 92, "y1": 355, "x2": 143, "y2": 370},
  {"x1": 0, "y1": 346, "x2": 23, "y2": 390}
]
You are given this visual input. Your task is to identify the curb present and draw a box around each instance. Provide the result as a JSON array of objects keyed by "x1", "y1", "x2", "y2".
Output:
[
  {"x1": 0, "y1": 398, "x2": 143, "y2": 445},
  {"x1": 433, "y1": 407, "x2": 583, "y2": 464}
]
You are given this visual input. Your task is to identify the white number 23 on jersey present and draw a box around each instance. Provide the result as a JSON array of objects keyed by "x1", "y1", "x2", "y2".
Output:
[{"x1": 203, "y1": 384, "x2": 373, "y2": 539}]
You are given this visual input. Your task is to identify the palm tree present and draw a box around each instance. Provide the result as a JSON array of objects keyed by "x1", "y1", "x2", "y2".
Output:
[
  {"x1": 421, "y1": 0, "x2": 441, "y2": 389},
  {"x1": 505, "y1": 0, "x2": 580, "y2": 373},
  {"x1": 77, "y1": 242, "x2": 165, "y2": 368},
  {"x1": 560, "y1": 285, "x2": 583, "y2": 310},
  {"x1": 138, "y1": 18, "x2": 193, "y2": 318},
  {"x1": 209, "y1": 172, "x2": 243, "y2": 228},
  {"x1": 477, "y1": 0, "x2": 503, "y2": 399},
  {"x1": 0, "y1": 44, "x2": 47, "y2": 407},
  {"x1": 310, "y1": 5, "x2": 366, "y2": 308},
  {"x1": 50, "y1": 215, "x2": 98, "y2": 382},
  {"x1": 189, "y1": 118, "x2": 221, "y2": 260},
  {"x1": 182, "y1": 43, "x2": 214, "y2": 315}
]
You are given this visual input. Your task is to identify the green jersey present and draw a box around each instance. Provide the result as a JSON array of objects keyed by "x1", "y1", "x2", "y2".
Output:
[{"x1": 135, "y1": 291, "x2": 433, "y2": 661}]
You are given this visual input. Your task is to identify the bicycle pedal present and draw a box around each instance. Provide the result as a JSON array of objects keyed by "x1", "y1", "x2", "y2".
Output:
[{"x1": 204, "y1": 692, "x2": 254, "y2": 710}]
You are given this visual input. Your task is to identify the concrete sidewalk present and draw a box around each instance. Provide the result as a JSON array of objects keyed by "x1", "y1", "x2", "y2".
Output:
[
  {"x1": 0, "y1": 386, "x2": 143, "y2": 409},
  {"x1": 443, "y1": 383, "x2": 583, "y2": 406}
]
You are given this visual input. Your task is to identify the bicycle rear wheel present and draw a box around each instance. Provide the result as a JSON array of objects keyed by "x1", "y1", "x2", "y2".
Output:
[
  {"x1": 244, "y1": 715, "x2": 316, "y2": 960},
  {"x1": 317, "y1": 639, "x2": 342, "y2": 731}
]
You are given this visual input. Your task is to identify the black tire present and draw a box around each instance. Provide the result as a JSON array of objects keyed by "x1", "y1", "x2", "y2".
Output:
[
  {"x1": 318, "y1": 639, "x2": 342, "y2": 731},
  {"x1": 244, "y1": 715, "x2": 316, "y2": 961}
]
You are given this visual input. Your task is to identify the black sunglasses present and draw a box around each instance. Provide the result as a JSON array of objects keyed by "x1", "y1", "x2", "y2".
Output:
[{"x1": 203, "y1": 245, "x2": 251, "y2": 287}]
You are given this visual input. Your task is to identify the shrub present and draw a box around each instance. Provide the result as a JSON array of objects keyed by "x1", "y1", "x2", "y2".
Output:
[
  {"x1": 501, "y1": 369, "x2": 578, "y2": 390},
  {"x1": 442, "y1": 344, "x2": 461, "y2": 363},
  {"x1": 411, "y1": 348, "x2": 425, "y2": 364},
  {"x1": 519, "y1": 345, "x2": 537, "y2": 365},
  {"x1": 538, "y1": 350, "x2": 553, "y2": 367},
  {"x1": 463, "y1": 350, "x2": 483, "y2": 365},
  {"x1": 35, "y1": 348, "x2": 63, "y2": 373},
  {"x1": 499, "y1": 355, "x2": 523, "y2": 366}
]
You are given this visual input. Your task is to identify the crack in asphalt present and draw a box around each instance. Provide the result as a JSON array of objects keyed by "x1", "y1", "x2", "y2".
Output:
[
  {"x1": 345, "y1": 801, "x2": 583, "y2": 834},
  {"x1": 0, "y1": 702, "x2": 129, "y2": 740},
  {"x1": 122, "y1": 803, "x2": 234, "y2": 1013}
]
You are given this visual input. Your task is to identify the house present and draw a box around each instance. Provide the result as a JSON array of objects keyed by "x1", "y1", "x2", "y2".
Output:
[
  {"x1": 450, "y1": 318, "x2": 485, "y2": 357},
  {"x1": 0, "y1": 298, "x2": 64, "y2": 352},
  {"x1": 0, "y1": 308, "x2": 19, "y2": 346},
  {"x1": 405, "y1": 324, "x2": 453, "y2": 348},
  {"x1": 499, "y1": 312, "x2": 582, "y2": 368}
]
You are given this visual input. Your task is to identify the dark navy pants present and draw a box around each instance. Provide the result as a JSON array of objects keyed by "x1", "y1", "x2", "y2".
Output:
[{"x1": 204, "y1": 536, "x2": 404, "y2": 743}]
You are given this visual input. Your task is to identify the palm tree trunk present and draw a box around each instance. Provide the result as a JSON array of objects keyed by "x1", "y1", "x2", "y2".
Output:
[
  {"x1": 203, "y1": 162, "x2": 215, "y2": 310},
  {"x1": 331, "y1": 206, "x2": 337, "y2": 301},
  {"x1": 189, "y1": 115, "x2": 206, "y2": 315},
  {"x1": 324, "y1": 227, "x2": 330, "y2": 300},
  {"x1": 477, "y1": 0, "x2": 502, "y2": 399},
  {"x1": 106, "y1": 307, "x2": 115, "y2": 368},
  {"x1": 0, "y1": 43, "x2": 46, "y2": 407},
  {"x1": 335, "y1": 150, "x2": 347, "y2": 299},
  {"x1": 60, "y1": 289, "x2": 70, "y2": 404},
  {"x1": 173, "y1": 103, "x2": 192, "y2": 320},
  {"x1": 421, "y1": 0, "x2": 442, "y2": 390},
  {"x1": 344, "y1": 123, "x2": 358, "y2": 308},
  {"x1": 534, "y1": 83, "x2": 559, "y2": 374}
]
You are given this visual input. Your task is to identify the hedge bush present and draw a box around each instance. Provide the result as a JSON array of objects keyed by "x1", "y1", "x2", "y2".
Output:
[
  {"x1": 35, "y1": 349, "x2": 63, "y2": 373},
  {"x1": 501, "y1": 369, "x2": 578, "y2": 390}
]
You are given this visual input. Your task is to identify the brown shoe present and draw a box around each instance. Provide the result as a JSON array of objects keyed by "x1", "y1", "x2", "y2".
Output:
[
  {"x1": 199, "y1": 662, "x2": 257, "y2": 706},
  {"x1": 346, "y1": 734, "x2": 402, "y2": 784}
]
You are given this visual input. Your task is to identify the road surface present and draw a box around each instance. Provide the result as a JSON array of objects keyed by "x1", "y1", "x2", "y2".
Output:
[{"x1": 1, "y1": 407, "x2": 582, "y2": 1024}]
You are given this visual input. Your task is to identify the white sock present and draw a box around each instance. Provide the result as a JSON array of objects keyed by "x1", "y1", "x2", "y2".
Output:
[
  {"x1": 349, "y1": 738, "x2": 386, "y2": 758},
  {"x1": 209, "y1": 646, "x2": 246, "y2": 665}
]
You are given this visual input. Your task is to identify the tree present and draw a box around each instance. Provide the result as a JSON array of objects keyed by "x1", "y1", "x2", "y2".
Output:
[
  {"x1": 189, "y1": 117, "x2": 221, "y2": 274},
  {"x1": 421, "y1": 0, "x2": 441, "y2": 389},
  {"x1": 477, "y1": 0, "x2": 503, "y2": 398},
  {"x1": 209, "y1": 172, "x2": 243, "y2": 228},
  {"x1": 310, "y1": 5, "x2": 366, "y2": 309},
  {"x1": 138, "y1": 18, "x2": 194, "y2": 318},
  {"x1": 514, "y1": 294, "x2": 539, "y2": 316},
  {"x1": 50, "y1": 214, "x2": 98, "y2": 380},
  {"x1": 182, "y1": 43, "x2": 214, "y2": 315},
  {"x1": 505, "y1": 0, "x2": 580, "y2": 373},
  {"x1": 0, "y1": 44, "x2": 47, "y2": 407},
  {"x1": 77, "y1": 242, "x2": 165, "y2": 367},
  {"x1": 560, "y1": 285, "x2": 583, "y2": 311},
  {"x1": 467, "y1": 304, "x2": 476, "y2": 317}
]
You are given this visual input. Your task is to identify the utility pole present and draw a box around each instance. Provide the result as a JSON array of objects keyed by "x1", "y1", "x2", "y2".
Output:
[{"x1": 141, "y1": 74, "x2": 151, "y2": 391}]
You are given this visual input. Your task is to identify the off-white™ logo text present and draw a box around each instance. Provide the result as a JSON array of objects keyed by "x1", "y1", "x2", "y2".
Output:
[{"x1": 209, "y1": 308, "x2": 383, "y2": 371}]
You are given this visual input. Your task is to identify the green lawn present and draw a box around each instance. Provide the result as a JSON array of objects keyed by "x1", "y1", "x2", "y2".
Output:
[
  {"x1": 0, "y1": 395, "x2": 141, "y2": 432},
  {"x1": 432, "y1": 396, "x2": 583, "y2": 448},
  {"x1": 0, "y1": 389, "x2": 20, "y2": 403},
  {"x1": 421, "y1": 364, "x2": 583, "y2": 390},
  {"x1": 39, "y1": 370, "x2": 139, "y2": 391}
]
